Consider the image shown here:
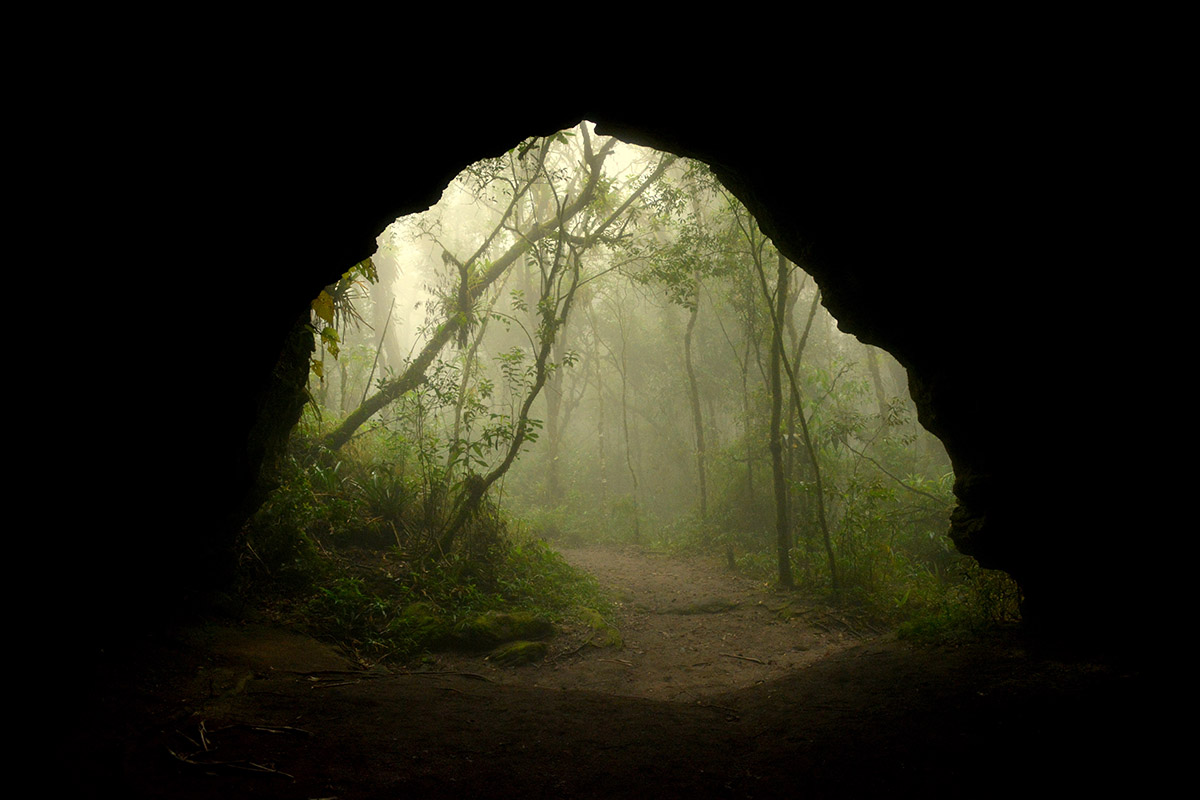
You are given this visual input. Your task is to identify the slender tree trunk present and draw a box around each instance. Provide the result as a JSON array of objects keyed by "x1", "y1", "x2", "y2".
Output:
[
  {"x1": 748, "y1": 245, "x2": 841, "y2": 598},
  {"x1": 595, "y1": 297, "x2": 642, "y2": 544},
  {"x1": 437, "y1": 247, "x2": 584, "y2": 554},
  {"x1": 617, "y1": 317, "x2": 640, "y2": 544},
  {"x1": 590, "y1": 313, "x2": 609, "y2": 513},
  {"x1": 683, "y1": 277, "x2": 708, "y2": 520},
  {"x1": 370, "y1": 257, "x2": 406, "y2": 375},
  {"x1": 768, "y1": 252, "x2": 793, "y2": 588},
  {"x1": 446, "y1": 276, "x2": 507, "y2": 475},
  {"x1": 787, "y1": 287, "x2": 823, "y2": 566},
  {"x1": 742, "y1": 337, "x2": 755, "y2": 505},
  {"x1": 543, "y1": 333, "x2": 564, "y2": 502}
]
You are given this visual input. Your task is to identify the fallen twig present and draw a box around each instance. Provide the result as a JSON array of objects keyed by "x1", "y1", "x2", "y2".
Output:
[
  {"x1": 720, "y1": 652, "x2": 768, "y2": 665},
  {"x1": 396, "y1": 670, "x2": 495, "y2": 683},
  {"x1": 551, "y1": 634, "x2": 595, "y2": 662},
  {"x1": 213, "y1": 723, "x2": 314, "y2": 737},
  {"x1": 597, "y1": 658, "x2": 633, "y2": 667},
  {"x1": 167, "y1": 748, "x2": 295, "y2": 779}
]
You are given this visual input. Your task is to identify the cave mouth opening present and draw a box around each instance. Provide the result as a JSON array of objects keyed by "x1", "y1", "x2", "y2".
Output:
[{"x1": 235, "y1": 119, "x2": 1022, "y2": 680}]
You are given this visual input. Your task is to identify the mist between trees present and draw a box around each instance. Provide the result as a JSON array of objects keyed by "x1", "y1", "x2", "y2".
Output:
[{"x1": 250, "y1": 121, "x2": 1018, "y2": 657}]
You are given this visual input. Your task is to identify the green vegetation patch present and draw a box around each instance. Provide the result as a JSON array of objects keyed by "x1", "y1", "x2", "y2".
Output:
[
  {"x1": 487, "y1": 640, "x2": 549, "y2": 666},
  {"x1": 448, "y1": 611, "x2": 555, "y2": 652},
  {"x1": 576, "y1": 606, "x2": 623, "y2": 648},
  {"x1": 237, "y1": 436, "x2": 614, "y2": 664}
]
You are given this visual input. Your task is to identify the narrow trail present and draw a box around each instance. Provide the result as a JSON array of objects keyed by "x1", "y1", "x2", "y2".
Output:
[{"x1": 435, "y1": 544, "x2": 877, "y2": 700}]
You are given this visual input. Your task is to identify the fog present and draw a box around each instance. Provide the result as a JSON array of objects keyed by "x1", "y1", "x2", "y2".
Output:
[{"x1": 301, "y1": 120, "x2": 983, "y2": 610}]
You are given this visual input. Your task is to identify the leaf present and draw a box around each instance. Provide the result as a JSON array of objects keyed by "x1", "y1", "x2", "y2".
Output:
[
  {"x1": 353, "y1": 257, "x2": 379, "y2": 284},
  {"x1": 312, "y1": 291, "x2": 335, "y2": 326}
]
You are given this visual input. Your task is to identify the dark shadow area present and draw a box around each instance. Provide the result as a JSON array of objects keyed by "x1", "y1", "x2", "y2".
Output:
[{"x1": 65, "y1": 615, "x2": 1161, "y2": 798}]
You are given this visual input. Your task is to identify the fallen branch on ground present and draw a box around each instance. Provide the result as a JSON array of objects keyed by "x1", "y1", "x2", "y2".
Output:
[{"x1": 720, "y1": 652, "x2": 768, "y2": 665}]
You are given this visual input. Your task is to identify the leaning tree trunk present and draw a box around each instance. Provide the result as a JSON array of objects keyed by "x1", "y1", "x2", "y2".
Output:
[
  {"x1": 437, "y1": 246, "x2": 584, "y2": 554},
  {"x1": 322, "y1": 140, "x2": 616, "y2": 452}
]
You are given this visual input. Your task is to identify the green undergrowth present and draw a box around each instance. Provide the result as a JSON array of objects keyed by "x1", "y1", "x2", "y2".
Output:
[{"x1": 237, "y1": 437, "x2": 613, "y2": 663}]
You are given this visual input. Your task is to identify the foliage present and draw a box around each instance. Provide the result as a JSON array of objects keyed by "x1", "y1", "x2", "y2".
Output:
[
  {"x1": 237, "y1": 428, "x2": 611, "y2": 662},
  {"x1": 310, "y1": 258, "x2": 378, "y2": 379},
  {"x1": 257, "y1": 124, "x2": 1023, "y2": 658}
]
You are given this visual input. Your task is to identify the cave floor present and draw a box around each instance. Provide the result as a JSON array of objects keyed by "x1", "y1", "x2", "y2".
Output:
[{"x1": 61, "y1": 545, "x2": 1166, "y2": 798}]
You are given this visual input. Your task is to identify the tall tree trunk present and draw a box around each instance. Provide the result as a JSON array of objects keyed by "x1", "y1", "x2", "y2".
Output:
[
  {"x1": 590, "y1": 311, "x2": 609, "y2": 513},
  {"x1": 749, "y1": 245, "x2": 840, "y2": 598},
  {"x1": 742, "y1": 336, "x2": 755, "y2": 506},
  {"x1": 543, "y1": 332, "x2": 564, "y2": 502},
  {"x1": 768, "y1": 252, "x2": 793, "y2": 588},
  {"x1": 786, "y1": 287, "x2": 823, "y2": 567},
  {"x1": 596, "y1": 297, "x2": 642, "y2": 544},
  {"x1": 683, "y1": 276, "x2": 708, "y2": 520}
]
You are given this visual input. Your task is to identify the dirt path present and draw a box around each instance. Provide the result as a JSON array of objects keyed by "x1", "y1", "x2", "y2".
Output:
[
  {"x1": 434, "y1": 544, "x2": 875, "y2": 700},
  {"x1": 61, "y1": 545, "x2": 1163, "y2": 798}
]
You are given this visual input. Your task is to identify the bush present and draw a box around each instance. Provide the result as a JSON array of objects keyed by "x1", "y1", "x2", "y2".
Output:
[{"x1": 236, "y1": 433, "x2": 611, "y2": 662}]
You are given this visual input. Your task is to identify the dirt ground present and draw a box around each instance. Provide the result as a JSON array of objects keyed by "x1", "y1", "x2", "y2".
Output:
[
  {"x1": 433, "y1": 545, "x2": 873, "y2": 701},
  {"x1": 60, "y1": 544, "x2": 1167, "y2": 798}
]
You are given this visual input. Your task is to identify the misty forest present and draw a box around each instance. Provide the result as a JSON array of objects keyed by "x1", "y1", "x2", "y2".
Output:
[
  {"x1": 77, "y1": 121, "x2": 1157, "y2": 799},
  {"x1": 242, "y1": 123, "x2": 1016, "y2": 666}
]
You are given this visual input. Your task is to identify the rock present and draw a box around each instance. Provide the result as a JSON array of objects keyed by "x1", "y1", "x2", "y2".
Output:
[
  {"x1": 449, "y1": 611, "x2": 555, "y2": 651},
  {"x1": 487, "y1": 640, "x2": 548, "y2": 666},
  {"x1": 399, "y1": 601, "x2": 453, "y2": 647},
  {"x1": 577, "y1": 606, "x2": 623, "y2": 648}
]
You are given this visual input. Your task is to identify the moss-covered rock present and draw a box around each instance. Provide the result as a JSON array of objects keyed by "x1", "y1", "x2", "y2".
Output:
[
  {"x1": 448, "y1": 611, "x2": 555, "y2": 651},
  {"x1": 487, "y1": 639, "x2": 548, "y2": 666},
  {"x1": 393, "y1": 601, "x2": 459, "y2": 650},
  {"x1": 577, "y1": 606, "x2": 623, "y2": 648},
  {"x1": 400, "y1": 601, "x2": 448, "y2": 635}
]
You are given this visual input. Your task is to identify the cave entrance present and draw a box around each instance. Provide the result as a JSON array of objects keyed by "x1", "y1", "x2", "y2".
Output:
[{"x1": 239, "y1": 120, "x2": 1017, "y2": 683}]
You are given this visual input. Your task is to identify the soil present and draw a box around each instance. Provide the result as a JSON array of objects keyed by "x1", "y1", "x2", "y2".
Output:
[{"x1": 61, "y1": 544, "x2": 1166, "y2": 798}]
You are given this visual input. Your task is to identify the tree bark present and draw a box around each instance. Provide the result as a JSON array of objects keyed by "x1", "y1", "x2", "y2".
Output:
[
  {"x1": 768, "y1": 251, "x2": 793, "y2": 588},
  {"x1": 684, "y1": 276, "x2": 708, "y2": 519}
]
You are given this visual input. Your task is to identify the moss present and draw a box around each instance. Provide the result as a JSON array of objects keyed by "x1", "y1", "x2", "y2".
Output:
[
  {"x1": 487, "y1": 639, "x2": 548, "y2": 666},
  {"x1": 399, "y1": 602, "x2": 451, "y2": 643},
  {"x1": 577, "y1": 606, "x2": 623, "y2": 649},
  {"x1": 449, "y1": 610, "x2": 555, "y2": 651}
]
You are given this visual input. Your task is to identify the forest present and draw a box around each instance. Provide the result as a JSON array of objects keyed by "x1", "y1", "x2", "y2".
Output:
[{"x1": 239, "y1": 122, "x2": 1019, "y2": 665}]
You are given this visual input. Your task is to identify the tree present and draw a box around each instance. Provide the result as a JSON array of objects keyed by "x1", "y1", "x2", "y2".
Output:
[
  {"x1": 434, "y1": 133, "x2": 677, "y2": 551},
  {"x1": 322, "y1": 131, "x2": 618, "y2": 451}
]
